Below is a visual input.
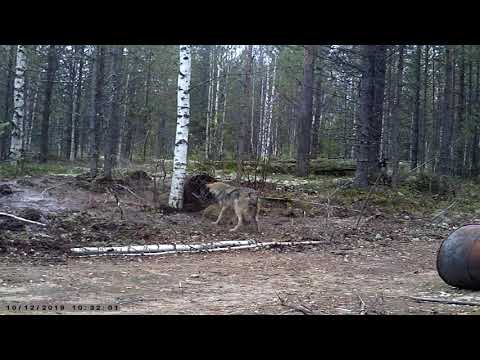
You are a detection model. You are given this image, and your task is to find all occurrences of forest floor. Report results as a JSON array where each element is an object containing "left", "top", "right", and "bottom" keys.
[{"left": 1, "top": 163, "right": 480, "bottom": 315}]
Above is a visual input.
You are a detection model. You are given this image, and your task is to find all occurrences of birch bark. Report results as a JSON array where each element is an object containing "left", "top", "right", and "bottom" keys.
[
  {"left": 169, "top": 45, "right": 192, "bottom": 209},
  {"left": 10, "top": 45, "right": 27, "bottom": 163}
]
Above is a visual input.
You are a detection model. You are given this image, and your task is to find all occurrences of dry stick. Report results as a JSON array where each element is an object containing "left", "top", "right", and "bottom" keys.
[
  {"left": 0, "top": 212, "right": 46, "bottom": 227},
  {"left": 276, "top": 293, "right": 314, "bottom": 315},
  {"left": 152, "top": 161, "right": 160, "bottom": 207},
  {"left": 325, "top": 181, "right": 352, "bottom": 227},
  {"left": 431, "top": 200, "right": 458, "bottom": 223},
  {"left": 40, "top": 181, "right": 71, "bottom": 196},
  {"left": 355, "top": 172, "right": 383, "bottom": 229},
  {"left": 402, "top": 156, "right": 437, "bottom": 179},
  {"left": 116, "top": 184, "right": 149, "bottom": 204},
  {"left": 107, "top": 188, "right": 124, "bottom": 220},
  {"left": 408, "top": 296, "right": 480, "bottom": 307},
  {"left": 159, "top": 159, "right": 167, "bottom": 190},
  {"left": 357, "top": 294, "right": 367, "bottom": 315}
]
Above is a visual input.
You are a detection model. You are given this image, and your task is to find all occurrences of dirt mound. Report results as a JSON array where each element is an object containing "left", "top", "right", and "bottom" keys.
[
  {"left": 70, "top": 174, "right": 129, "bottom": 193},
  {"left": 20, "top": 208, "right": 42, "bottom": 222},
  {"left": 0, "top": 208, "right": 44, "bottom": 232},
  {"left": 16, "top": 178, "right": 36, "bottom": 187},
  {"left": 126, "top": 170, "right": 152, "bottom": 182},
  {"left": 0, "top": 184, "right": 13, "bottom": 196}
]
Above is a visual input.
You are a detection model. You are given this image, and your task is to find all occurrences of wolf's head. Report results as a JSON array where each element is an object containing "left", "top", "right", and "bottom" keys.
[{"left": 206, "top": 182, "right": 225, "bottom": 196}]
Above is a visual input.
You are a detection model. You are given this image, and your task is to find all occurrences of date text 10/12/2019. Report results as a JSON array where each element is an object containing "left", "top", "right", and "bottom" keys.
[{"left": 3, "top": 304, "right": 120, "bottom": 312}]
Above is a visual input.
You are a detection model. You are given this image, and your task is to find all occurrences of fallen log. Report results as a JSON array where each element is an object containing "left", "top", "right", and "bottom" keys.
[
  {"left": 70, "top": 240, "right": 327, "bottom": 257},
  {"left": 0, "top": 212, "right": 47, "bottom": 227}
]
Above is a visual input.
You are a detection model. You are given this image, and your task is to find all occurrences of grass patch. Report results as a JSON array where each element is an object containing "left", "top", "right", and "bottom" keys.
[{"left": 0, "top": 162, "right": 86, "bottom": 179}]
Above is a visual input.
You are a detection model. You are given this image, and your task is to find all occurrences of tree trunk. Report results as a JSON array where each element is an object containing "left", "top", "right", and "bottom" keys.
[
  {"left": 39, "top": 45, "right": 57, "bottom": 163},
  {"left": 121, "top": 49, "right": 138, "bottom": 161},
  {"left": 168, "top": 45, "right": 192, "bottom": 209},
  {"left": 382, "top": 47, "right": 394, "bottom": 160},
  {"left": 368, "top": 45, "right": 387, "bottom": 177},
  {"left": 420, "top": 45, "right": 429, "bottom": 172},
  {"left": 70, "top": 45, "right": 84, "bottom": 161},
  {"left": 62, "top": 48, "right": 77, "bottom": 160},
  {"left": 410, "top": 45, "right": 422, "bottom": 171},
  {"left": 465, "top": 52, "right": 473, "bottom": 175},
  {"left": 264, "top": 51, "right": 278, "bottom": 159},
  {"left": 391, "top": 45, "right": 405, "bottom": 187},
  {"left": 1, "top": 46, "right": 16, "bottom": 160},
  {"left": 296, "top": 45, "right": 316, "bottom": 177},
  {"left": 9, "top": 45, "right": 27, "bottom": 163},
  {"left": 205, "top": 46, "right": 215, "bottom": 160},
  {"left": 454, "top": 45, "right": 466, "bottom": 176},
  {"left": 311, "top": 68, "right": 323, "bottom": 158},
  {"left": 438, "top": 46, "right": 454, "bottom": 176},
  {"left": 211, "top": 47, "right": 222, "bottom": 157},
  {"left": 354, "top": 45, "right": 376, "bottom": 187},
  {"left": 218, "top": 63, "right": 230, "bottom": 160},
  {"left": 141, "top": 49, "right": 153, "bottom": 163},
  {"left": 103, "top": 47, "right": 124, "bottom": 179},
  {"left": 236, "top": 45, "right": 253, "bottom": 182},
  {"left": 25, "top": 66, "right": 41, "bottom": 153},
  {"left": 471, "top": 59, "right": 480, "bottom": 176},
  {"left": 89, "top": 46, "right": 105, "bottom": 177}
]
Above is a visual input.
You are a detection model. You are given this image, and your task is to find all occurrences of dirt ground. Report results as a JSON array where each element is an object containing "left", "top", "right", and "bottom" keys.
[{"left": 1, "top": 173, "right": 480, "bottom": 315}]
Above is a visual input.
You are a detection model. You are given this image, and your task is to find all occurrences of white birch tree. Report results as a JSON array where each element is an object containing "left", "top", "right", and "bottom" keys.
[
  {"left": 168, "top": 45, "right": 192, "bottom": 209},
  {"left": 9, "top": 45, "right": 26, "bottom": 163}
]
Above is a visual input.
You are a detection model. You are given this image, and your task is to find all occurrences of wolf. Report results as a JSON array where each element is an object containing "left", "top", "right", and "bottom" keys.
[{"left": 206, "top": 182, "right": 260, "bottom": 232}]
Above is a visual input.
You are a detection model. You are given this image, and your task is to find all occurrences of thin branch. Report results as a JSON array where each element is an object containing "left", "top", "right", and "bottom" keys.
[
  {"left": 408, "top": 296, "right": 480, "bottom": 307},
  {"left": 0, "top": 212, "right": 46, "bottom": 227}
]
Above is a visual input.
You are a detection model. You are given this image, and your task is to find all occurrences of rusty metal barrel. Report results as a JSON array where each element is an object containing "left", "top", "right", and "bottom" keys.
[{"left": 436, "top": 225, "right": 480, "bottom": 290}]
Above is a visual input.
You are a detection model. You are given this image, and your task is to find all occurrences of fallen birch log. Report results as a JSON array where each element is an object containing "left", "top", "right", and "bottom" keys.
[
  {"left": 70, "top": 240, "right": 327, "bottom": 257},
  {"left": 0, "top": 212, "right": 47, "bottom": 227}
]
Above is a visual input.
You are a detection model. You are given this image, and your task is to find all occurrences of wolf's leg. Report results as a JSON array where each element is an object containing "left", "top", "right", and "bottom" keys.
[
  {"left": 251, "top": 209, "right": 259, "bottom": 232},
  {"left": 213, "top": 205, "right": 227, "bottom": 225},
  {"left": 243, "top": 206, "right": 259, "bottom": 232},
  {"left": 230, "top": 201, "right": 244, "bottom": 232}
]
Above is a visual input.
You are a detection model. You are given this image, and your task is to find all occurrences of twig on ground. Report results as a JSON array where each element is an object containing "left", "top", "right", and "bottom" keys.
[
  {"left": 355, "top": 173, "right": 383, "bottom": 229},
  {"left": 107, "top": 187, "right": 124, "bottom": 220},
  {"left": 116, "top": 184, "right": 149, "bottom": 204},
  {"left": 431, "top": 201, "right": 458, "bottom": 223},
  {"left": 403, "top": 157, "right": 436, "bottom": 177},
  {"left": 0, "top": 212, "right": 47, "bottom": 226},
  {"left": 324, "top": 179, "right": 354, "bottom": 230},
  {"left": 276, "top": 292, "right": 314, "bottom": 315},
  {"left": 357, "top": 294, "right": 367, "bottom": 315},
  {"left": 408, "top": 296, "right": 480, "bottom": 307},
  {"left": 41, "top": 181, "right": 70, "bottom": 196}
]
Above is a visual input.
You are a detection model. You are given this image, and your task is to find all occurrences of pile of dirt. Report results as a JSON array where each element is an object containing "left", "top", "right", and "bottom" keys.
[
  {"left": 0, "top": 184, "right": 13, "bottom": 196},
  {"left": 0, "top": 212, "right": 69, "bottom": 257},
  {"left": 0, "top": 208, "right": 43, "bottom": 231},
  {"left": 46, "top": 211, "right": 171, "bottom": 248},
  {"left": 125, "top": 170, "right": 152, "bottom": 182},
  {"left": 16, "top": 178, "right": 36, "bottom": 187}
]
